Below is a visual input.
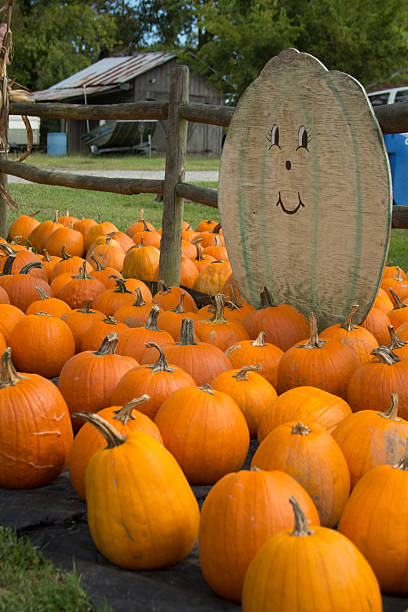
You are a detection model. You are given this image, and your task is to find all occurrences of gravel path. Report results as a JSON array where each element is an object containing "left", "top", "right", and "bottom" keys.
[{"left": 8, "top": 169, "right": 219, "bottom": 184}]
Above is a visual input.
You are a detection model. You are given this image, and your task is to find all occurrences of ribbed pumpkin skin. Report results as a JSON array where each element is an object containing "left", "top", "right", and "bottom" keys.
[
  {"left": 9, "top": 314, "right": 75, "bottom": 378},
  {"left": 333, "top": 404, "right": 408, "bottom": 489},
  {"left": 0, "top": 353, "right": 73, "bottom": 488},
  {"left": 212, "top": 368, "right": 277, "bottom": 437},
  {"left": 122, "top": 244, "right": 160, "bottom": 281},
  {"left": 116, "top": 327, "right": 174, "bottom": 362},
  {"left": 199, "top": 469, "right": 320, "bottom": 603},
  {"left": 242, "top": 521, "right": 382, "bottom": 612},
  {"left": 320, "top": 323, "right": 378, "bottom": 364},
  {"left": 0, "top": 304, "right": 25, "bottom": 342},
  {"left": 277, "top": 338, "right": 359, "bottom": 399},
  {"left": 361, "top": 307, "right": 392, "bottom": 345},
  {"left": 244, "top": 304, "right": 309, "bottom": 351},
  {"left": 258, "top": 386, "right": 352, "bottom": 443},
  {"left": 8, "top": 214, "right": 40, "bottom": 241},
  {"left": 26, "top": 296, "right": 71, "bottom": 318},
  {"left": 0, "top": 273, "right": 52, "bottom": 312},
  {"left": 251, "top": 421, "right": 350, "bottom": 527},
  {"left": 155, "top": 386, "right": 250, "bottom": 485},
  {"left": 68, "top": 404, "right": 162, "bottom": 500},
  {"left": 338, "top": 461, "right": 408, "bottom": 594},
  {"left": 57, "top": 276, "right": 106, "bottom": 309},
  {"left": 58, "top": 346, "right": 137, "bottom": 424},
  {"left": 61, "top": 307, "right": 106, "bottom": 352},
  {"left": 86, "top": 430, "right": 200, "bottom": 569},
  {"left": 80, "top": 317, "right": 128, "bottom": 352},
  {"left": 225, "top": 334, "right": 283, "bottom": 388},
  {"left": 111, "top": 363, "right": 195, "bottom": 420}
]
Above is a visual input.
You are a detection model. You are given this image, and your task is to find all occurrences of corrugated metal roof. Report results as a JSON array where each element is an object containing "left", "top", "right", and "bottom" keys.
[
  {"left": 33, "top": 85, "right": 116, "bottom": 102},
  {"left": 49, "top": 52, "right": 175, "bottom": 89}
]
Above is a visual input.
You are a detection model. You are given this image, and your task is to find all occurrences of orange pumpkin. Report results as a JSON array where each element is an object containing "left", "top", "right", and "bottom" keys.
[
  {"left": 116, "top": 305, "right": 174, "bottom": 362},
  {"left": 225, "top": 331, "right": 283, "bottom": 388},
  {"left": 195, "top": 293, "right": 250, "bottom": 352},
  {"left": 25, "top": 285, "right": 72, "bottom": 317},
  {"left": 61, "top": 302, "right": 105, "bottom": 352},
  {"left": 57, "top": 262, "right": 105, "bottom": 309}
]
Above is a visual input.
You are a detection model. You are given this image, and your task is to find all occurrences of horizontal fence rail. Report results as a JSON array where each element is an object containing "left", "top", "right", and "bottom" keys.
[{"left": 5, "top": 97, "right": 408, "bottom": 229}]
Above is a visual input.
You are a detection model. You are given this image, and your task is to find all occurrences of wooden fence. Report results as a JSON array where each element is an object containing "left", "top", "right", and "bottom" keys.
[{"left": 3, "top": 64, "right": 408, "bottom": 284}]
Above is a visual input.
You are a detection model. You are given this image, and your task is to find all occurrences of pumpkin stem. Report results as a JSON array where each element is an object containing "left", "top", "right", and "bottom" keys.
[
  {"left": 387, "top": 325, "right": 407, "bottom": 350},
  {"left": 0, "top": 348, "right": 27, "bottom": 387},
  {"left": 232, "top": 364, "right": 261, "bottom": 381},
  {"left": 252, "top": 331, "right": 266, "bottom": 347},
  {"left": 34, "top": 312, "right": 52, "bottom": 317},
  {"left": 76, "top": 300, "right": 95, "bottom": 313},
  {"left": 35, "top": 285, "right": 49, "bottom": 301},
  {"left": 199, "top": 384, "right": 214, "bottom": 395},
  {"left": 1, "top": 254, "right": 16, "bottom": 275},
  {"left": 371, "top": 346, "right": 400, "bottom": 365},
  {"left": 389, "top": 287, "right": 407, "bottom": 310},
  {"left": 178, "top": 318, "right": 197, "bottom": 345},
  {"left": 260, "top": 286, "right": 275, "bottom": 308},
  {"left": 291, "top": 422, "right": 311, "bottom": 436},
  {"left": 227, "top": 284, "right": 242, "bottom": 309},
  {"left": 156, "top": 280, "right": 170, "bottom": 295},
  {"left": 113, "top": 395, "right": 150, "bottom": 425},
  {"left": 341, "top": 304, "right": 359, "bottom": 332},
  {"left": 299, "top": 313, "right": 326, "bottom": 349},
  {"left": 209, "top": 294, "right": 227, "bottom": 324},
  {"left": 20, "top": 261, "right": 43, "bottom": 275},
  {"left": 90, "top": 255, "right": 104, "bottom": 271},
  {"left": 393, "top": 267, "right": 405, "bottom": 282},
  {"left": 72, "top": 262, "right": 94, "bottom": 280},
  {"left": 289, "top": 496, "right": 314, "bottom": 537},
  {"left": 0, "top": 242, "right": 15, "bottom": 255},
  {"left": 194, "top": 242, "right": 204, "bottom": 261},
  {"left": 42, "top": 249, "right": 52, "bottom": 263},
  {"left": 54, "top": 210, "right": 59, "bottom": 223},
  {"left": 71, "top": 411, "right": 126, "bottom": 449},
  {"left": 30, "top": 209, "right": 40, "bottom": 218},
  {"left": 172, "top": 292, "right": 186, "bottom": 314},
  {"left": 393, "top": 439, "right": 408, "bottom": 471},
  {"left": 113, "top": 278, "right": 132, "bottom": 294},
  {"left": 144, "top": 342, "right": 174, "bottom": 372},
  {"left": 379, "top": 393, "right": 400, "bottom": 420},
  {"left": 61, "top": 245, "right": 71, "bottom": 260},
  {"left": 145, "top": 305, "right": 161, "bottom": 331},
  {"left": 139, "top": 208, "right": 144, "bottom": 221},
  {"left": 94, "top": 332, "right": 119, "bottom": 355},
  {"left": 212, "top": 222, "right": 222, "bottom": 234},
  {"left": 132, "top": 287, "right": 146, "bottom": 307}
]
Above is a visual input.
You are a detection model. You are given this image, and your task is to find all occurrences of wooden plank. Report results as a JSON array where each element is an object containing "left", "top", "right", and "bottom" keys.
[
  {"left": 374, "top": 101, "right": 408, "bottom": 135},
  {"left": 218, "top": 48, "right": 392, "bottom": 330},
  {"left": 0, "top": 160, "right": 163, "bottom": 195},
  {"left": 391, "top": 205, "right": 408, "bottom": 229},
  {"left": 180, "top": 103, "right": 234, "bottom": 127},
  {"left": 158, "top": 65, "right": 189, "bottom": 286},
  {"left": 176, "top": 182, "right": 218, "bottom": 207},
  {"left": 9, "top": 101, "right": 168, "bottom": 121}
]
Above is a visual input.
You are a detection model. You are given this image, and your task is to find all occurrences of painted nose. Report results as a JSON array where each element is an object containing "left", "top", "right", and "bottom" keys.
[{"left": 285, "top": 160, "right": 291, "bottom": 170}]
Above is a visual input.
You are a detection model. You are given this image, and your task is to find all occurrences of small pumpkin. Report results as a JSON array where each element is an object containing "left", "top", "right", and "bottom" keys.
[
  {"left": 153, "top": 280, "right": 197, "bottom": 312},
  {"left": 57, "top": 262, "right": 105, "bottom": 309},
  {"left": 25, "top": 284, "right": 72, "bottom": 317},
  {"left": 360, "top": 306, "right": 392, "bottom": 345},
  {"left": 225, "top": 330, "right": 283, "bottom": 388},
  {"left": 79, "top": 315, "right": 128, "bottom": 352},
  {"left": 195, "top": 293, "right": 250, "bottom": 352},
  {"left": 49, "top": 245, "right": 92, "bottom": 281},
  {"left": 122, "top": 244, "right": 160, "bottom": 281},
  {"left": 116, "top": 305, "right": 174, "bottom": 362},
  {"left": 61, "top": 301, "right": 106, "bottom": 353},
  {"left": 114, "top": 287, "right": 155, "bottom": 328},
  {"left": 320, "top": 304, "right": 378, "bottom": 363}
]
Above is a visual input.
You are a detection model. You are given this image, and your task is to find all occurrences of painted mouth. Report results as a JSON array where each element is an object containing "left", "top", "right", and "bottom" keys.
[{"left": 276, "top": 192, "right": 305, "bottom": 215}]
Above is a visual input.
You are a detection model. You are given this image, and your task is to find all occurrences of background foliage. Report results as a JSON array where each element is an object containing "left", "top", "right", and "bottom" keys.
[{"left": 7, "top": 0, "right": 408, "bottom": 100}]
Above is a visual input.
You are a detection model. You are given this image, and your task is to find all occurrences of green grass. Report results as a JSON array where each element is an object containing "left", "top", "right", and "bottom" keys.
[
  {"left": 387, "top": 229, "right": 408, "bottom": 271},
  {"left": 8, "top": 152, "right": 220, "bottom": 172},
  {"left": 0, "top": 526, "right": 98, "bottom": 612},
  {"left": 7, "top": 182, "right": 220, "bottom": 234}
]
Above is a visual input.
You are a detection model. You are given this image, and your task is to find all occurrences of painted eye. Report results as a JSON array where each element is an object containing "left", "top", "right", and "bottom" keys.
[
  {"left": 297, "top": 125, "right": 310, "bottom": 151},
  {"left": 267, "top": 124, "right": 280, "bottom": 149}
]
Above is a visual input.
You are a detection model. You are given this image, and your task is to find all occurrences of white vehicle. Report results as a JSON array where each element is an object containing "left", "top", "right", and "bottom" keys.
[
  {"left": 8, "top": 114, "right": 40, "bottom": 150},
  {"left": 367, "top": 86, "right": 408, "bottom": 107}
]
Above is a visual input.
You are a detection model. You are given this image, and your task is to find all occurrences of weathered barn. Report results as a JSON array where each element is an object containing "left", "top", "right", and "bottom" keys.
[{"left": 33, "top": 52, "right": 224, "bottom": 156}]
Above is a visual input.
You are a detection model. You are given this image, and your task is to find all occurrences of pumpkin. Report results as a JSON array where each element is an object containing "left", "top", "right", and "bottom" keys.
[
  {"left": 25, "top": 285, "right": 72, "bottom": 317},
  {"left": 0, "top": 303, "right": 25, "bottom": 342},
  {"left": 68, "top": 395, "right": 162, "bottom": 500},
  {"left": 122, "top": 244, "right": 160, "bottom": 281},
  {"left": 193, "top": 260, "right": 232, "bottom": 295},
  {"left": 156, "top": 292, "right": 195, "bottom": 341},
  {"left": 251, "top": 421, "right": 350, "bottom": 526},
  {"left": 212, "top": 365, "right": 277, "bottom": 437},
  {"left": 155, "top": 384, "right": 249, "bottom": 485},
  {"left": 258, "top": 385, "right": 352, "bottom": 442},
  {"left": 110, "top": 230, "right": 135, "bottom": 252},
  {"left": 72, "top": 411, "right": 199, "bottom": 569},
  {"left": 347, "top": 346, "right": 408, "bottom": 418},
  {"left": 225, "top": 331, "right": 283, "bottom": 388},
  {"left": 111, "top": 342, "right": 195, "bottom": 419},
  {"left": 0, "top": 285, "right": 9, "bottom": 304},
  {"left": 40, "top": 250, "right": 61, "bottom": 281},
  {"left": 116, "top": 305, "right": 174, "bottom": 362},
  {"left": 61, "top": 301, "right": 105, "bottom": 352},
  {"left": 387, "top": 287, "right": 408, "bottom": 328},
  {"left": 88, "top": 255, "right": 123, "bottom": 289},
  {"left": 43, "top": 226, "right": 84, "bottom": 258},
  {"left": 195, "top": 293, "right": 250, "bottom": 352},
  {"left": 153, "top": 280, "right": 197, "bottom": 312},
  {"left": 338, "top": 440, "right": 408, "bottom": 594},
  {"left": 0, "top": 260, "right": 52, "bottom": 312},
  {"left": 50, "top": 271, "right": 75, "bottom": 297},
  {"left": 195, "top": 219, "right": 218, "bottom": 232},
  {"left": 243, "top": 287, "right": 309, "bottom": 351},
  {"left": 114, "top": 287, "right": 155, "bottom": 328},
  {"left": 49, "top": 245, "right": 92, "bottom": 281},
  {"left": 8, "top": 312, "right": 75, "bottom": 378},
  {"left": 141, "top": 318, "right": 232, "bottom": 386},
  {"left": 58, "top": 332, "right": 138, "bottom": 430},
  {"left": 320, "top": 304, "right": 378, "bottom": 363},
  {"left": 373, "top": 288, "right": 393, "bottom": 314},
  {"left": 86, "top": 220, "right": 118, "bottom": 248},
  {"left": 0, "top": 245, "right": 47, "bottom": 280},
  {"left": 179, "top": 255, "right": 200, "bottom": 288},
  {"left": 0, "top": 347, "right": 73, "bottom": 488},
  {"left": 199, "top": 469, "right": 320, "bottom": 603},
  {"left": 8, "top": 212, "right": 40, "bottom": 242},
  {"left": 131, "top": 226, "right": 162, "bottom": 247},
  {"left": 91, "top": 277, "right": 141, "bottom": 316},
  {"left": 203, "top": 235, "right": 228, "bottom": 261},
  {"left": 385, "top": 324, "right": 408, "bottom": 359},
  {"left": 57, "top": 262, "right": 105, "bottom": 309},
  {"left": 360, "top": 306, "right": 392, "bottom": 345},
  {"left": 57, "top": 210, "right": 79, "bottom": 228},
  {"left": 380, "top": 269, "right": 408, "bottom": 301},
  {"left": 126, "top": 209, "right": 156, "bottom": 236},
  {"left": 242, "top": 496, "right": 382, "bottom": 612},
  {"left": 28, "top": 212, "right": 63, "bottom": 252},
  {"left": 333, "top": 393, "right": 408, "bottom": 489},
  {"left": 73, "top": 217, "right": 97, "bottom": 249},
  {"left": 86, "top": 236, "right": 125, "bottom": 272},
  {"left": 192, "top": 241, "right": 215, "bottom": 273},
  {"left": 79, "top": 315, "right": 128, "bottom": 352}
]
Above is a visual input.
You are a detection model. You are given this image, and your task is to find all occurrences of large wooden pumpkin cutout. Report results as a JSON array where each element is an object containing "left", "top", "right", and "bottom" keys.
[{"left": 218, "top": 48, "right": 392, "bottom": 330}]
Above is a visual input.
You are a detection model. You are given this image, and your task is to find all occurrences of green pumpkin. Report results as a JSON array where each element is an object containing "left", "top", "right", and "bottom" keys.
[{"left": 218, "top": 48, "right": 392, "bottom": 330}]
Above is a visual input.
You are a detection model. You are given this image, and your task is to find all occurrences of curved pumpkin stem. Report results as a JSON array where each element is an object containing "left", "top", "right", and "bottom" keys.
[
  {"left": 42, "top": 249, "right": 52, "bottom": 263},
  {"left": 341, "top": 304, "right": 359, "bottom": 332},
  {"left": 371, "top": 346, "right": 400, "bottom": 365},
  {"left": 212, "top": 222, "right": 222, "bottom": 234},
  {"left": 178, "top": 318, "right": 197, "bottom": 346},
  {"left": 145, "top": 305, "right": 161, "bottom": 331},
  {"left": 393, "top": 267, "right": 405, "bottom": 282},
  {"left": 171, "top": 292, "right": 186, "bottom": 314},
  {"left": 289, "top": 496, "right": 314, "bottom": 537},
  {"left": 394, "top": 439, "right": 408, "bottom": 471},
  {"left": 72, "top": 262, "right": 94, "bottom": 280},
  {"left": 156, "top": 280, "right": 170, "bottom": 295},
  {"left": 389, "top": 287, "right": 407, "bottom": 310},
  {"left": 131, "top": 287, "right": 147, "bottom": 307},
  {"left": 20, "top": 261, "right": 43, "bottom": 275},
  {"left": 232, "top": 364, "right": 261, "bottom": 381},
  {"left": 144, "top": 342, "right": 174, "bottom": 372},
  {"left": 387, "top": 325, "right": 407, "bottom": 350},
  {"left": 1, "top": 254, "right": 16, "bottom": 275},
  {"left": 90, "top": 255, "right": 105, "bottom": 271},
  {"left": 113, "top": 278, "right": 132, "bottom": 294},
  {"left": 260, "top": 286, "right": 275, "bottom": 308},
  {"left": 76, "top": 300, "right": 95, "bottom": 313},
  {"left": 54, "top": 210, "right": 59, "bottom": 223},
  {"left": 252, "top": 331, "right": 266, "bottom": 347},
  {"left": 0, "top": 348, "right": 27, "bottom": 387},
  {"left": 60, "top": 245, "right": 72, "bottom": 260},
  {"left": 379, "top": 393, "right": 400, "bottom": 420},
  {"left": 199, "top": 384, "right": 214, "bottom": 395},
  {"left": 209, "top": 294, "right": 227, "bottom": 324},
  {"left": 299, "top": 313, "right": 326, "bottom": 349},
  {"left": 71, "top": 411, "right": 126, "bottom": 449},
  {"left": 194, "top": 242, "right": 204, "bottom": 261},
  {"left": 113, "top": 395, "right": 150, "bottom": 425},
  {"left": 291, "top": 422, "right": 311, "bottom": 436},
  {"left": 35, "top": 285, "right": 50, "bottom": 301},
  {"left": 94, "top": 332, "right": 119, "bottom": 355},
  {"left": 0, "top": 242, "right": 15, "bottom": 256}
]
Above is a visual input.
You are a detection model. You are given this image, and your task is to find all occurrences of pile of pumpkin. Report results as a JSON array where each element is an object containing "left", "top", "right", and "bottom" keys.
[{"left": 2, "top": 208, "right": 408, "bottom": 610}]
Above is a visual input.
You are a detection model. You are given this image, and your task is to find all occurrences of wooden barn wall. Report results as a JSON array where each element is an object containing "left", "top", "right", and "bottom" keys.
[{"left": 65, "top": 60, "right": 223, "bottom": 155}]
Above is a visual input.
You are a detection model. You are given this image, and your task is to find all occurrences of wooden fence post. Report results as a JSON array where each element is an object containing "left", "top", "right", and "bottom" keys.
[{"left": 158, "top": 64, "right": 189, "bottom": 286}]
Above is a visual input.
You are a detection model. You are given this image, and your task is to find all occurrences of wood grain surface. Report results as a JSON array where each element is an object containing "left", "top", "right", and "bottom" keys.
[{"left": 218, "top": 48, "right": 392, "bottom": 330}]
